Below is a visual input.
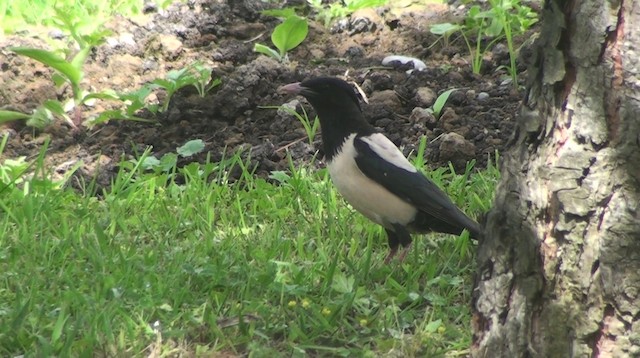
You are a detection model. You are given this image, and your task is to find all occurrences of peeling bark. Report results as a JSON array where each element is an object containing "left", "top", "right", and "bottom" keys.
[{"left": 471, "top": 0, "right": 640, "bottom": 357}]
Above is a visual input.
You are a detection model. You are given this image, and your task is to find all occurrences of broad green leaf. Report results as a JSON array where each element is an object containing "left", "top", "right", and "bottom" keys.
[
  {"left": 166, "top": 67, "right": 189, "bottom": 81},
  {"left": 82, "top": 90, "right": 120, "bottom": 102},
  {"left": 424, "top": 319, "right": 442, "bottom": 333},
  {"left": 331, "top": 272, "right": 354, "bottom": 294},
  {"left": 26, "top": 106, "right": 54, "bottom": 128},
  {"left": 43, "top": 100, "right": 66, "bottom": 115},
  {"left": 140, "top": 156, "right": 161, "bottom": 170},
  {"left": 159, "top": 153, "right": 178, "bottom": 171},
  {"left": 71, "top": 46, "right": 92, "bottom": 69},
  {"left": 271, "top": 15, "right": 308, "bottom": 56},
  {"left": 253, "top": 43, "right": 282, "bottom": 60},
  {"left": 9, "top": 47, "right": 82, "bottom": 86},
  {"left": 0, "top": 110, "right": 30, "bottom": 124},
  {"left": 51, "top": 73, "right": 67, "bottom": 87},
  {"left": 150, "top": 78, "right": 174, "bottom": 90},
  {"left": 177, "top": 139, "right": 205, "bottom": 157},
  {"left": 346, "top": 0, "right": 387, "bottom": 11},
  {"left": 484, "top": 12, "right": 504, "bottom": 37},
  {"left": 430, "top": 23, "right": 462, "bottom": 35}
]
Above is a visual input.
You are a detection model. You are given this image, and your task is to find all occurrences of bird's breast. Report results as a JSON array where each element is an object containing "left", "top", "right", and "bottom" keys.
[{"left": 327, "top": 135, "right": 417, "bottom": 228}]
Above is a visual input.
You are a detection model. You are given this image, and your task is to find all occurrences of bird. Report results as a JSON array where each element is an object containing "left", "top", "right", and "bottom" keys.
[{"left": 278, "top": 77, "right": 482, "bottom": 263}]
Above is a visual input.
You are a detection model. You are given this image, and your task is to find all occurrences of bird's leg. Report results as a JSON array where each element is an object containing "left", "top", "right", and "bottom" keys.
[
  {"left": 384, "top": 224, "right": 413, "bottom": 263},
  {"left": 396, "top": 242, "right": 413, "bottom": 263},
  {"left": 384, "top": 228, "right": 400, "bottom": 264}
]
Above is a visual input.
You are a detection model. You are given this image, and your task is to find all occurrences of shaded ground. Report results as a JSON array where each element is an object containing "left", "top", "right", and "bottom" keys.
[{"left": 0, "top": 0, "right": 527, "bottom": 188}]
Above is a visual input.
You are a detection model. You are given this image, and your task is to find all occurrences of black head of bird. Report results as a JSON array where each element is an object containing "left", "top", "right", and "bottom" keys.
[{"left": 279, "top": 77, "right": 482, "bottom": 263}]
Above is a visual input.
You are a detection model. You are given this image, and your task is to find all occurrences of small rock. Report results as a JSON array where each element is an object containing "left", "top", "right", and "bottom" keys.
[
  {"left": 278, "top": 99, "right": 300, "bottom": 118},
  {"left": 382, "top": 55, "right": 426, "bottom": 72},
  {"left": 369, "top": 90, "right": 401, "bottom": 109},
  {"left": 227, "top": 23, "right": 267, "bottom": 40},
  {"left": 477, "top": 92, "right": 490, "bottom": 101},
  {"left": 48, "top": 29, "right": 65, "bottom": 40},
  {"left": 414, "top": 87, "right": 437, "bottom": 107},
  {"left": 439, "top": 107, "right": 462, "bottom": 132},
  {"left": 106, "top": 37, "right": 120, "bottom": 47},
  {"left": 173, "top": 24, "right": 188, "bottom": 37},
  {"left": 119, "top": 33, "right": 136, "bottom": 47},
  {"left": 345, "top": 46, "right": 365, "bottom": 58},
  {"left": 466, "top": 89, "right": 476, "bottom": 99},
  {"left": 375, "top": 118, "right": 393, "bottom": 127},
  {"left": 142, "top": 59, "right": 158, "bottom": 72},
  {"left": 409, "top": 107, "right": 437, "bottom": 129},
  {"left": 500, "top": 78, "right": 513, "bottom": 86},
  {"left": 310, "top": 49, "right": 325, "bottom": 60},
  {"left": 439, "top": 132, "right": 476, "bottom": 162},
  {"left": 224, "top": 133, "right": 244, "bottom": 146},
  {"left": 447, "top": 71, "right": 464, "bottom": 82},
  {"left": 492, "top": 43, "right": 509, "bottom": 62},
  {"left": 160, "top": 35, "right": 183, "bottom": 59},
  {"left": 143, "top": 1, "right": 158, "bottom": 13}
]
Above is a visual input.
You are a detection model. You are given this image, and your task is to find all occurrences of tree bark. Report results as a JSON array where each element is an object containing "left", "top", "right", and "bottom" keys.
[{"left": 472, "top": 0, "right": 640, "bottom": 357}]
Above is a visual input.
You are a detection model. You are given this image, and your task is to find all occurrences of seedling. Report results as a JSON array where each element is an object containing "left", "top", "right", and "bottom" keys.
[
  {"left": 254, "top": 14, "right": 308, "bottom": 62},
  {"left": 262, "top": 105, "right": 320, "bottom": 145},
  {"left": 308, "top": 0, "right": 388, "bottom": 28},
  {"left": 430, "top": 88, "right": 457, "bottom": 119},
  {"left": 7, "top": 14, "right": 115, "bottom": 128},
  {"left": 431, "top": 0, "right": 537, "bottom": 84},
  {"left": 151, "top": 62, "right": 222, "bottom": 112},
  {"left": 136, "top": 139, "right": 206, "bottom": 174}
]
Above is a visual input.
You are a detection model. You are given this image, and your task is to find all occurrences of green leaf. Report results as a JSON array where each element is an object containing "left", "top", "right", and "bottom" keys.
[
  {"left": 254, "top": 43, "right": 282, "bottom": 60},
  {"left": 430, "top": 23, "right": 462, "bottom": 35},
  {"left": 331, "top": 272, "right": 354, "bottom": 294},
  {"left": 486, "top": 21, "right": 504, "bottom": 37},
  {"left": 9, "top": 47, "right": 82, "bottom": 86},
  {"left": 432, "top": 88, "right": 456, "bottom": 118},
  {"left": 71, "top": 46, "right": 92, "bottom": 69},
  {"left": 82, "top": 90, "right": 120, "bottom": 102},
  {"left": 177, "top": 139, "right": 205, "bottom": 157},
  {"left": 26, "top": 106, "right": 54, "bottom": 128},
  {"left": 51, "top": 309, "right": 69, "bottom": 344},
  {"left": 0, "top": 110, "right": 30, "bottom": 124},
  {"left": 345, "top": 0, "right": 387, "bottom": 11},
  {"left": 159, "top": 153, "right": 178, "bottom": 171},
  {"left": 43, "top": 100, "right": 66, "bottom": 116},
  {"left": 424, "top": 319, "right": 442, "bottom": 333},
  {"left": 140, "top": 156, "right": 161, "bottom": 170},
  {"left": 271, "top": 15, "right": 308, "bottom": 56}
]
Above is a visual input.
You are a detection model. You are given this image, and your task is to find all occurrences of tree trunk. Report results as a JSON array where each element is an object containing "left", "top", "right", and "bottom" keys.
[{"left": 471, "top": 0, "right": 640, "bottom": 356}]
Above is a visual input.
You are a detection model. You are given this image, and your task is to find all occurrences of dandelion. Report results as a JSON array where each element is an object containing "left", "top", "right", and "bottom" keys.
[
  {"left": 288, "top": 300, "right": 297, "bottom": 308},
  {"left": 359, "top": 319, "right": 368, "bottom": 326},
  {"left": 322, "top": 307, "right": 331, "bottom": 316}
]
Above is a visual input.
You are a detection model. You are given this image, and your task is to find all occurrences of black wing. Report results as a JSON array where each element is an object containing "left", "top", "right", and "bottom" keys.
[{"left": 353, "top": 135, "right": 481, "bottom": 237}]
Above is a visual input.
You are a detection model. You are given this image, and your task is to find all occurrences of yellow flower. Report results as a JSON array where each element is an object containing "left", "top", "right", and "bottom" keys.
[
  {"left": 437, "top": 326, "right": 446, "bottom": 334},
  {"left": 301, "top": 299, "right": 311, "bottom": 308},
  {"left": 288, "top": 300, "right": 297, "bottom": 308},
  {"left": 322, "top": 307, "right": 331, "bottom": 316},
  {"left": 359, "top": 319, "right": 368, "bottom": 326}
]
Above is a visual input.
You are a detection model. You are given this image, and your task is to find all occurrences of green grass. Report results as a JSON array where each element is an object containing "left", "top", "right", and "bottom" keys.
[
  {"left": 0, "top": 137, "right": 499, "bottom": 356},
  {"left": 0, "top": 0, "right": 171, "bottom": 34}
]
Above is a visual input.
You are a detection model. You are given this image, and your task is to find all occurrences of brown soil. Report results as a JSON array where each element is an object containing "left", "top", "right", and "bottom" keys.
[{"left": 0, "top": 0, "right": 527, "bottom": 189}]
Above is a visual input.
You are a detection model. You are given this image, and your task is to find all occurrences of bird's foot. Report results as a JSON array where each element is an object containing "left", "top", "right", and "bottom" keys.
[
  {"left": 384, "top": 248, "right": 398, "bottom": 264},
  {"left": 396, "top": 243, "right": 413, "bottom": 263}
]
